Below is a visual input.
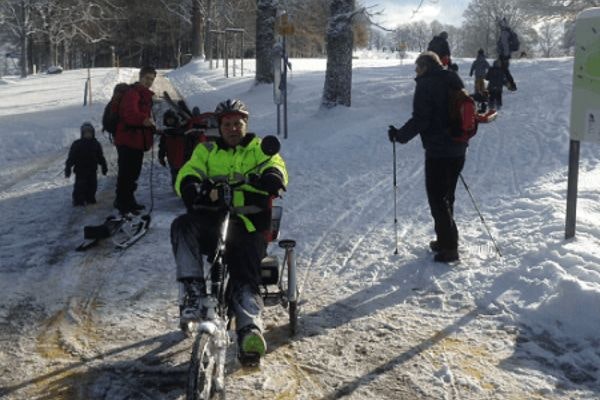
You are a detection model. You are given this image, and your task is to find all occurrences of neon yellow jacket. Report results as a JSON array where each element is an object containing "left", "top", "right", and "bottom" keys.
[{"left": 175, "top": 134, "right": 288, "bottom": 232}]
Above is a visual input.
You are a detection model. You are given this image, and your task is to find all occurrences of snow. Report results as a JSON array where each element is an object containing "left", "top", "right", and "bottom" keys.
[{"left": 1, "top": 55, "right": 600, "bottom": 399}]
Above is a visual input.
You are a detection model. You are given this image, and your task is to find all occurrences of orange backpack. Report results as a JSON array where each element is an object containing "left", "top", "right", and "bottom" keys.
[{"left": 448, "top": 88, "right": 478, "bottom": 143}]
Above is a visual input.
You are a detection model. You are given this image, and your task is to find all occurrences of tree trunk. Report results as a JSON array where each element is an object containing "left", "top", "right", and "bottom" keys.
[
  {"left": 255, "top": 0, "right": 277, "bottom": 83},
  {"left": 63, "top": 41, "right": 71, "bottom": 69},
  {"left": 191, "top": 0, "right": 204, "bottom": 58},
  {"left": 322, "top": 0, "right": 355, "bottom": 108},
  {"left": 18, "top": 0, "right": 28, "bottom": 78},
  {"left": 204, "top": 0, "right": 212, "bottom": 59},
  {"left": 20, "top": 33, "right": 28, "bottom": 77}
]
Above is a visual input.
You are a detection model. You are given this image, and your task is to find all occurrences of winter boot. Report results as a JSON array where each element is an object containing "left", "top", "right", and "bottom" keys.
[
  {"left": 434, "top": 249, "right": 459, "bottom": 263},
  {"left": 179, "top": 279, "right": 205, "bottom": 330},
  {"left": 237, "top": 326, "right": 266, "bottom": 367}
]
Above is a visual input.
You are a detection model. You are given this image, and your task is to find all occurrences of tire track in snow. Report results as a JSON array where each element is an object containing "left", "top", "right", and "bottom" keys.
[{"left": 296, "top": 163, "right": 424, "bottom": 300}]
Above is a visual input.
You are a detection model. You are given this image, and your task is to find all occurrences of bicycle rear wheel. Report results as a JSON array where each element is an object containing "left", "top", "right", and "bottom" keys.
[{"left": 187, "top": 332, "right": 224, "bottom": 400}]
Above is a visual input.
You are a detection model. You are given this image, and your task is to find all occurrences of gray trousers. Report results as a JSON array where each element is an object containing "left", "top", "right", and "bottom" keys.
[{"left": 170, "top": 212, "right": 265, "bottom": 332}]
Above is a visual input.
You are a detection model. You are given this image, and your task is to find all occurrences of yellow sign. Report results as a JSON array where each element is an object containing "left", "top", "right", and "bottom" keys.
[{"left": 277, "top": 13, "right": 295, "bottom": 36}]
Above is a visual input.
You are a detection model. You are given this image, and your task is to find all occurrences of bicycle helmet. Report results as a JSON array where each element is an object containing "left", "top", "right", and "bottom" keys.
[{"left": 214, "top": 99, "right": 249, "bottom": 122}]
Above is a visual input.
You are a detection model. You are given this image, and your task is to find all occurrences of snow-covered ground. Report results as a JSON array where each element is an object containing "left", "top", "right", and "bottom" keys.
[{"left": 1, "top": 55, "right": 599, "bottom": 399}]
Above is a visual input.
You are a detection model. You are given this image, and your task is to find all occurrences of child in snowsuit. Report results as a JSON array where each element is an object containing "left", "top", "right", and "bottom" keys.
[
  {"left": 469, "top": 49, "right": 490, "bottom": 96},
  {"left": 485, "top": 60, "right": 506, "bottom": 111},
  {"left": 158, "top": 110, "right": 186, "bottom": 187},
  {"left": 183, "top": 107, "right": 213, "bottom": 161},
  {"left": 65, "top": 122, "right": 108, "bottom": 206}
]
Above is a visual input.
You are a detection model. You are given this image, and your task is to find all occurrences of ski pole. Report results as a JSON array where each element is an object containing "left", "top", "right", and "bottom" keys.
[
  {"left": 459, "top": 173, "right": 502, "bottom": 257},
  {"left": 392, "top": 141, "right": 399, "bottom": 255}
]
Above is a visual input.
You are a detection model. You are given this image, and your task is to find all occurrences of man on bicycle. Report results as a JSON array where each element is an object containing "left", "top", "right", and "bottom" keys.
[{"left": 170, "top": 99, "right": 288, "bottom": 364}]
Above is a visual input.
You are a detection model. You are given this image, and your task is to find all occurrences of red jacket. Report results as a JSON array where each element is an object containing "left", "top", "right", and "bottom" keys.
[{"left": 114, "top": 83, "right": 154, "bottom": 151}]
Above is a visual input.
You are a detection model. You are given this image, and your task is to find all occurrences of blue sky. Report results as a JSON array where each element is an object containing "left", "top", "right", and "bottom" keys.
[{"left": 361, "top": 0, "right": 470, "bottom": 28}]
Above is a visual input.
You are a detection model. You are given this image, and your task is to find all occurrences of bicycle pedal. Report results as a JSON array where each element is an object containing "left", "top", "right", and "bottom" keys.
[{"left": 180, "top": 320, "right": 198, "bottom": 336}]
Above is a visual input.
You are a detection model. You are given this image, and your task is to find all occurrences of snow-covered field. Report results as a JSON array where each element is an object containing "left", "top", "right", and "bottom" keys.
[{"left": 1, "top": 54, "right": 599, "bottom": 399}]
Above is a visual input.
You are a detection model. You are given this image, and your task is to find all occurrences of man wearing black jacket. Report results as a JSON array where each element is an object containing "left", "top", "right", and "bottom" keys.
[{"left": 388, "top": 51, "right": 466, "bottom": 262}]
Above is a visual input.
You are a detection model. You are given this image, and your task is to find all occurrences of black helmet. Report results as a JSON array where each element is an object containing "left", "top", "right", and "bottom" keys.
[
  {"left": 214, "top": 99, "right": 249, "bottom": 121},
  {"left": 477, "top": 48, "right": 485, "bottom": 55},
  {"left": 439, "top": 31, "right": 448, "bottom": 40},
  {"left": 80, "top": 121, "right": 95, "bottom": 136},
  {"left": 163, "top": 109, "right": 179, "bottom": 127}
]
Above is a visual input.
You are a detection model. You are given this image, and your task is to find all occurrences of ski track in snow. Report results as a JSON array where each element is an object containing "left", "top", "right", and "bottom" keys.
[{"left": 1, "top": 58, "right": 600, "bottom": 399}]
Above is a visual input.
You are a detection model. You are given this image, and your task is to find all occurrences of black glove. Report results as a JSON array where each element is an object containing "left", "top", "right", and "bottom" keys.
[
  {"left": 101, "top": 165, "right": 108, "bottom": 176},
  {"left": 181, "top": 181, "right": 201, "bottom": 211},
  {"left": 181, "top": 178, "right": 213, "bottom": 211},
  {"left": 65, "top": 168, "right": 71, "bottom": 178},
  {"left": 388, "top": 125, "right": 400, "bottom": 142},
  {"left": 248, "top": 173, "right": 260, "bottom": 186},
  {"left": 257, "top": 172, "right": 285, "bottom": 196}
]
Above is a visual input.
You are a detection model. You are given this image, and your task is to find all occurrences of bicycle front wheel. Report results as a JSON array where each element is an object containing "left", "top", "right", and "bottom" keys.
[{"left": 187, "top": 332, "right": 223, "bottom": 400}]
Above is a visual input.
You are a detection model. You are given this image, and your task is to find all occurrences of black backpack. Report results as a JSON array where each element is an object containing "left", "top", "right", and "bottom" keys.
[
  {"left": 508, "top": 29, "right": 520, "bottom": 52},
  {"left": 102, "top": 83, "right": 131, "bottom": 141}
]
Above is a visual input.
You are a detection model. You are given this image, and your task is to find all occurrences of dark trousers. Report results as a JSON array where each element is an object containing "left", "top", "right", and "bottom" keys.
[
  {"left": 425, "top": 156, "right": 465, "bottom": 251},
  {"left": 171, "top": 212, "right": 265, "bottom": 287},
  {"left": 170, "top": 212, "right": 266, "bottom": 331},
  {"left": 499, "top": 56, "right": 515, "bottom": 87},
  {"left": 489, "top": 89, "right": 503, "bottom": 110},
  {"left": 115, "top": 145, "right": 144, "bottom": 206},
  {"left": 73, "top": 171, "right": 97, "bottom": 204}
]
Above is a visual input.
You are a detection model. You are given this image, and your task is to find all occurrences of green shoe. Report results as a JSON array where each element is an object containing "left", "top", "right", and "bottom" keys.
[
  {"left": 240, "top": 329, "right": 266, "bottom": 355},
  {"left": 238, "top": 328, "right": 266, "bottom": 366}
]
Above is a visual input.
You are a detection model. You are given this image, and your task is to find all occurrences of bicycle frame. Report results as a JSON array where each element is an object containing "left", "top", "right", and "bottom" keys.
[{"left": 187, "top": 184, "right": 235, "bottom": 397}]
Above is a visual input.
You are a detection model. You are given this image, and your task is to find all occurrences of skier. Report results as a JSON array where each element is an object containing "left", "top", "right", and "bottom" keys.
[
  {"left": 469, "top": 49, "right": 490, "bottom": 96},
  {"left": 427, "top": 31, "right": 453, "bottom": 69},
  {"left": 65, "top": 122, "right": 108, "bottom": 206},
  {"left": 485, "top": 60, "right": 506, "bottom": 111},
  {"left": 497, "top": 18, "right": 517, "bottom": 91},
  {"left": 112, "top": 65, "right": 157, "bottom": 215},
  {"left": 388, "top": 52, "right": 466, "bottom": 262},
  {"left": 170, "top": 99, "right": 288, "bottom": 364}
]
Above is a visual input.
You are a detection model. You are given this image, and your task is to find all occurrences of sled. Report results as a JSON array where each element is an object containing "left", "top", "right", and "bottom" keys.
[
  {"left": 76, "top": 214, "right": 151, "bottom": 251},
  {"left": 477, "top": 110, "right": 498, "bottom": 123}
]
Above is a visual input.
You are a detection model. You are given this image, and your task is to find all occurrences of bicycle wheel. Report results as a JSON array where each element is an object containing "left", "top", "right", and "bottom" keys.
[{"left": 187, "top": 332, "right": 223, "bottom": 400}]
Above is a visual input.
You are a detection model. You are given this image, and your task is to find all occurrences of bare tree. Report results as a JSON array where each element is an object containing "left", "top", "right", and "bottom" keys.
[
  {"left": 460, "top": 0, "right": 529, "bottom": 59},
  {"left": 0, "top": 0, "right": 37, "bottom": 77},
  {"left": 516, "top": 0, "right": 600, "bottom": 20},
  {"left": 537, "top": 20, "right": 562, "bottom": 57}
]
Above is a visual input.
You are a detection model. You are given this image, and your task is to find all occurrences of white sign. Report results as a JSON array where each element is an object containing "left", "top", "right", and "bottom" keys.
[{"left": 570, "top": 8, "right": 600, "bottom": 143}]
